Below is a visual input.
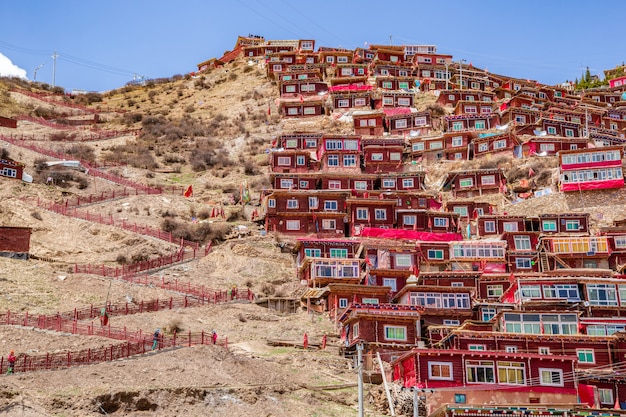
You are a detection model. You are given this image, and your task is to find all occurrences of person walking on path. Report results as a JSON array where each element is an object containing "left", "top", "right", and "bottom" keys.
[
  {"left": 321, "top": 334, "right": 327, "bottom": 350},
  {"left": 303, "top": 333, "right": 308, "bottom": 350},
  {"left": 152, "top": 329, "right": 161, "bottom": 351},
  {"left": 211, "top": 330, "right": 218, "bottom": 345},
  {"left": 6, "top": 351, "right": 16, "bottom": 374}
]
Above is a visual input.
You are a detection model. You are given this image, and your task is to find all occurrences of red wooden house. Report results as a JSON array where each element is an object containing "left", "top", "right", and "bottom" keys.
[
  {"left": 605, "top": 108, "right": 626, "bottom": 133},
  {"left": 445, "top": 114, "right": 500, "bottom": 132},
  {"left": 475, "top": 272, "right": 514, "bottom": 301},
  {"left": 522, "top": 136, "right": 589, "bottom": 157},
  {"left": 437, "top": 90, "right": 496, "bottom": 108},
  {"left": 328, "top": 85, "right": 373, "bottom": 110},
  {"left": 539, "top": 235, "right": 611, "bottom": 270},
  {"left": 324, "top": 284, "right": 394, "bottom": 326},
  {"left": 503, "top": 231, "right": 540, "bottom": 272},
  {"left": 609, "top": 75, "right": 626, "bottom": 89},
  {"left": 264, "top": 190, "right": 349, "bottom": 236},
  {"left": 394, "top": 280, "right": 475, "bottom": 327},
  {"left": 453, "top": 100, "right": 495, "bottom": 116},
  {"left": 318, "top": 48, "right": 354, "bottom": 66},
  {"left": 270, "top": 173, "right": 319, "bottom": 190},
  {"left": 472, "top": 131, "right": 519, "bottom": 159},
  {"left": 416, "top": 241, "right": 452, "bottom": 272},
  {"left": 361, "top": 137, "right": 404, "bottom": 174},
  {"left": 294, "top": 238, "right": 361, "bottom": 284},
  {"left": 372, "top": 47, "right": 406, "bottom": 65},
  {"left": 318, "top": 134, "right": 362, "bottom": 173},
  {"left": 392, "top": 348, "right": 579, "bottom": 409},
  {"left": 269, "top": 150, "right": 318, "bottom": 173},
  {"left": 353, "top": 47, "right": 375, "bottom": 64},
  {"left": 450, "top": 239, "right": 508, "bottom": 273},
  {"left": 538, "top": 213, "right": 591, "bottom": 234},
  {"left": 441, "top": 169, "right": 506, "bottom": 198},
  {"left": 334, "top": 63, "right": 368, "bottom": 78},
  {"left": 370, "top": 171, "right": 425, "bottom": 192},
  {"left": 384, "top": 109, "right": 432, "bottom": 136},
  {"left": 0, "top": 116, "right": 17, "bottom": 128},
  {"left": 278, "top": 96, "right": 326, "bottom": 118},
  {"left": 361, "top": 239, "right": 419, "bottom": 293},
  {"left": 0, "top": 226, "right": 32, "bottom": 260},
  {"left": 415, "top": 64, "right": 450, "bottom": 91},
  {"left": 477, "top": 214, "right": 527, "bottom": 237},
  {"left": 346, "top": 197, "right": 397, "bottom": 235},
  {"left": 370, "top": 63, "right": 414, "bottom": 78},
  {"left": 439, "top": 329, "right": 621, "bottom": 407},
  {"left": 585, "top": 91, "right": 623, "bottom": 106},
  {"left": 394, "top": 210, "right": 460, "bottom": 233},
  {"left": 352, "top": 110, "right": 384, "bottom": 136},
  {"left": 278, "top": 78, "right": 327, "bottom": 96},
  {"left": 339, "top": 302, "right": 423, "bottom": 363},
  {"left": 445, "top": 201, "right": 493, "bottom": 220},
  {"left": 499, "top": 107, "right": 541, "bottom": 129},
  {"left": 275, "top": 132, "right": 322, "bottom": 150},
  {"left": 319, "top": 173, "right": 377, "bottom": 191},
  {"left": 599, "top": 223, "right": 626, "bottom": 272},
  {"left": 0, "top": 158, "right": 25, "bottom": 181},
  {"left": 276, "top": 69, "right": 323, "bottom": 82},
  {"left": 294, "top": 238, "right": 362, "bottom": 265},
  {"left": 378, "top": 90, "right": 415, "bottom": 108},
  {"left": 409, "top": 135, "right": 446, "bottom": 162},
  {"left": 376, "top": 76, "right": 415, "bottom": 91},
  {"left": 328, "top": 75, "right": 368, "bottom": 89},
  {"left": 441, "top": 132, "right": 473, "bottom": 161},
  {"left": 558, "top": 146, "right": 624, "bottom": 192},
  {"left": 540, "top": 118, "right": 583, "bottom": 137}
]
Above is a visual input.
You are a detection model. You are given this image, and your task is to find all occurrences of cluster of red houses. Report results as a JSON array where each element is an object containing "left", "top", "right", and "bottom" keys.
[{"left": 199, "top": 36, "right": 626, "bottom": 412}]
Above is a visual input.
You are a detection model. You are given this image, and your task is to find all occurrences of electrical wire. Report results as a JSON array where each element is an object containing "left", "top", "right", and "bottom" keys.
[{"left": 0, "top": 39, "right": 146, "bottom": 80}]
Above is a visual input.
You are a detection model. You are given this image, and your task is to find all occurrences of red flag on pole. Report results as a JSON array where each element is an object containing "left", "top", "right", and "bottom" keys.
[{"left": 184, "top": 185, "right": 193, "bottom": 198}]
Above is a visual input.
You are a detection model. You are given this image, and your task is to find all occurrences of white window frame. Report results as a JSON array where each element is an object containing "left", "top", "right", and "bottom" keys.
[
  {"left": 286, "top": 220, "right": 300, "bottom": 230},
  {"left": 429, "top": 362, "right": 453, "bottom": 380},
  {"left": 539, "top": 368, "right": 564, "bottom": 387}
]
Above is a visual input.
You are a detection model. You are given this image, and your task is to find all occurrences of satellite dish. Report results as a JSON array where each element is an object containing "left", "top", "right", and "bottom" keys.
[{"left": 414, "top": 80, "right": 421, "bottom": 88}]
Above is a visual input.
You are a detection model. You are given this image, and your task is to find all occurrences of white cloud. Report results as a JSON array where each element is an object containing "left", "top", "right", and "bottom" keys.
[{"left": 0, "top": 53, "right": 28, "bottom": 79}]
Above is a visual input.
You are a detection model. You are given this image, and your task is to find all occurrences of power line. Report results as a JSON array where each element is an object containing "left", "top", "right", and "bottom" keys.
[
  {"left": 0, "top": 39, "right": 145, "bottom": 81},
  {"left": 234, "top": 0, "right": 302, "bottom": 40},
  {"left": 275, "top": 0, "right": 349, "bottom": 47}
]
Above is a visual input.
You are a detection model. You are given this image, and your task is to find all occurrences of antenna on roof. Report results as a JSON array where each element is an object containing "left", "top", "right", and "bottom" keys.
[{"left": 390, "top": 35, "right": 393, "bottom": 46}]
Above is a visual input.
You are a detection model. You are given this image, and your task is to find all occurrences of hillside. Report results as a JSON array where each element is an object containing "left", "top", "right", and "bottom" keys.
[
  {"left": 0, "top": 64, "right": 373, "bottom": 417},
  {"left": 1, "top": 51, "right": 626, "bottom": 417}
]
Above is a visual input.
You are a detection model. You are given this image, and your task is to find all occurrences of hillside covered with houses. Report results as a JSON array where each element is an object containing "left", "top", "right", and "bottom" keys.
[
  {"left": 197, "top": 35, "right": 626, "bottom": 414},
  {"left": 2, "top": 32, "right": 626, "bottom": 416}
]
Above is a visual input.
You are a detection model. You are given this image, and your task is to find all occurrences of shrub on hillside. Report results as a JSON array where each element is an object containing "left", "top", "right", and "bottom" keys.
[{"left": 64, "top": 143, "right": 96, "bottom": 163}]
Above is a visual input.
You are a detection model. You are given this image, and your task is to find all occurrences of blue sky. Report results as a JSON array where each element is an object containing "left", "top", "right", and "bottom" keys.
[{"left": 1, "top": 0, "right": 625, "bottom": 92}]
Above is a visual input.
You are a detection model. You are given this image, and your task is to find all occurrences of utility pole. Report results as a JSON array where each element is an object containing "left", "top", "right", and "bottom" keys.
[
  {"left": 51, "top": 51, "right": 58, "bottom": 87},
  {"left": 413, "top": 389, "right": 419, "bottom": 417},
  {"left": 357, "top": 342, "right": 364, "bottom": 417},
  {"left": 390, "top": 35, "right": 393, "bottom": 46},
  {"left": 459, "top": 59, "right": 466, "bottom": 91},
  {"left": 445, "top": 62, "right": 449, "bottom": 90},
  {"left": 33, "top": 64, "right": 44, "bottom": 81}
]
